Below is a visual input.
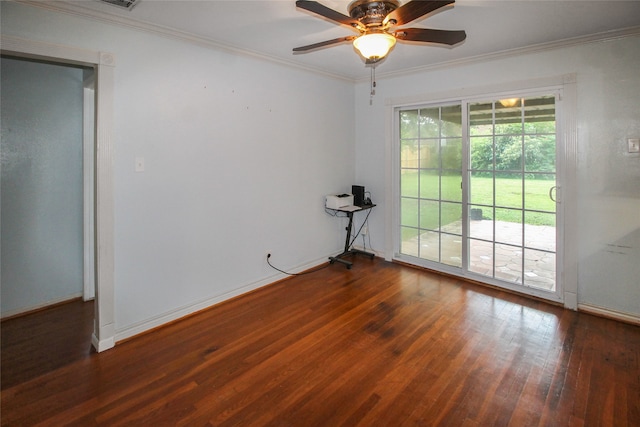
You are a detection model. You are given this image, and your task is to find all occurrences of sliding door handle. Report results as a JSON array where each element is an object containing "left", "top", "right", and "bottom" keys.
[{"left": 549, "top": 185, "right": 557, "bottom": 203}]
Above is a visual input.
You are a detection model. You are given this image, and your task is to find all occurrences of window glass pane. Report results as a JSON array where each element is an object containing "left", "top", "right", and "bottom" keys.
[
  {"left": 469, "top": 172, "right": 492, "bottom": 206},
  {"left": 524, "top": 212, "right": 555, "bottom": 251},
  {"left": 495, "top": 100, "right": 522, "bottom": 135},
  {"left": 420, "top": 138, "right": 439, "bottom": 169},
  {"left": 495, "top": 134, "right": 522, "bottom": 171},
  {"left": 496, "top": 98, "right": 522, "bottom": 109},
  {"left": 441, "top": 105, "right": 462, "bottom": 137},
  {"left": 419, "top": 230, "right": 439, "bottom": 262},
  {"left": 469, "top": 101, "right": 493, "bottom": 136},
  {"left": 419, "top": 108, "right": 440, "bottom": 138},
  {"left": 441, "top": 233, "right": 462, "bottom": 267},
  {"left": 525, "top": 118, "right": 556, "bottom": 134},
  {"left": 469, "top": 205, "right": 492, "bottom": 240},
  {"left": 441, "top": 172, "right": 462, "bottom": 202},
  {"left": 495, "top": 243, "right": 522, "bottom": 283},
  {"left": 419, "top": 199, "right": 439, "bottom": 230},
  {"left": 495, "top": 173, "right": 522, "bottom": 209},
  {"left": 442, "top": 137, "right": 462, "bottom": 171},
  {"left": 524, "top": 97, "right": 555, "bottom": 134},
  {"left": 400, "top": 110, "right": 419, "bottom": 139},
  {"left": 469, "top": 238, "right": 493, "bottom": 277},
  {"left": 495, "top": 121, "right": 523, "bottom": 136},
  {"left": 400, "top": 170, "right": 419, "bottom": 198},
  {"left": 419, "top": 170, "right": 439, "bottom": 200},
  {"left": 495, "top": 208, "right": 522, "bottom": 246},
  {"left": 524, "top": 135, "right": 555, "bottom": 172},
  {"left": 524, "top": 249, "right": 555, "bottom": 291},
  {"left": 441, "top": 202, "right": 462, "bottom": 234},
  {"left": 401, "top": 226, "right": 420, "bottom": 257},
  {"left": 470, "top": 136, "right": 493, "bottom": 171},
  {"left": 401, "top": 139, "right": 419, "bottom": 169},
  {"left": 401, "top": 197, "right": 419, "bottom": 228},
  {"left": 524, "top": 175, "right": 556, "bottom": 213}
]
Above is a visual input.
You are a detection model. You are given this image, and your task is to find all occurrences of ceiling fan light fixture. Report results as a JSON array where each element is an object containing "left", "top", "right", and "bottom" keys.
[{"left": 353, "top": 32, "right": 396, "bottom": 60}]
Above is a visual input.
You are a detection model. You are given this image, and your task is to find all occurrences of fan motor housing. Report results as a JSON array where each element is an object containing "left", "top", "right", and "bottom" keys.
[{"left": 348, "top": 0, "right": 399, "bottom": 26}]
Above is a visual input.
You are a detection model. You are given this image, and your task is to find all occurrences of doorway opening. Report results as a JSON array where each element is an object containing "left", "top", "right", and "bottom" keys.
[
  {"left": 1, "top": 36, "right": 116, "bottom": 352},
  {"left": 1, "top": 55, "right": 93, "bottom": 307}
]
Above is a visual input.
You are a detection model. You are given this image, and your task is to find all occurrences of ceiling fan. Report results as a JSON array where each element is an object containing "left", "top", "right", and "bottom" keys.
[{"left": 293, "top": 0, "right": 466, "bottom": 64}]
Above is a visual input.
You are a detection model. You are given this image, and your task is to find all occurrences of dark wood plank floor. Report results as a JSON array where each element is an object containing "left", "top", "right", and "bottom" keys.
[
  {"left": 2, "top": 257, "right": 639, "bottom": 426},
  {"left": 1, "top": 298, "right": 95, "bottom": 390}
]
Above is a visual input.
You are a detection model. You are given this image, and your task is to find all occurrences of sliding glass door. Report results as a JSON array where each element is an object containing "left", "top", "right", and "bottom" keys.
[
  {"left": 397, "top": 94, "right": 560, "bottom": 299},
  {"left": 468, "top": 96, "right": 557, "bottom": 291},
  {"left": 399, "top": 105, "right": 463, "bottom": 267}
]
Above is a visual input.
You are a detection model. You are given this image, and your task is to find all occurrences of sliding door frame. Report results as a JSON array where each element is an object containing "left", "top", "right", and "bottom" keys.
[{"left": 385, "top": 75, "right": 578, "bottom": 308}]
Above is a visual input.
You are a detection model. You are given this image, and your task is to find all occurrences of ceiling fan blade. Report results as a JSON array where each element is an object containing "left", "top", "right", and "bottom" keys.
[
  {"left": 384, "top": 0, "right": 455, "bottom": 26},
  {"left": 293, "top": 36, "right": 357, "bottom": 53},
  {"left": 394, "top": 28, "right": 466, "bottom": 45},
  {"left": 296, "top": 1, "right": 361, "bottom": 28}
]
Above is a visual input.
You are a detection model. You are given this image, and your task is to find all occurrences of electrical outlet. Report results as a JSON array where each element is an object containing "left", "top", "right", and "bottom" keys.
[
  {"left": 629, "top": 138, "right": 640, "bottom": 153},
  {"left": 266, "top": 252, "right": 271, "bottom": 259}
]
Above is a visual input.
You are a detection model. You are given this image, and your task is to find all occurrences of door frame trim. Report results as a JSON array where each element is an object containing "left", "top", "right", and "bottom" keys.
[
  {"left": 83, "top": 72, "right": 96, "bottom": 302},
  {"left": 1, "top": 35, "right": 117, "bottom": 350},
  {"left": 559, "top": 74, "right": 578, "bottom": 309}
]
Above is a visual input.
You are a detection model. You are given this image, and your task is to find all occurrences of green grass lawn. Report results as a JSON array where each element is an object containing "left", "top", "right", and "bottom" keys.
[{"left": 400, "top": 172, "right": 556, "bottom": 231}]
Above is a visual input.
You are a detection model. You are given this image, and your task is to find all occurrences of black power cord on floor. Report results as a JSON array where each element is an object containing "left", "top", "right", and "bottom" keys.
[
  {"left": 266, "top": 253, "right": 331, "bottom": 276},
  {"left": 269, "top": 201, "right": 376, "bottom": 276}
]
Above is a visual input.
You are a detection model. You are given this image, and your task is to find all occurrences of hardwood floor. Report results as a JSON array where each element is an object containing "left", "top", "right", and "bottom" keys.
[
  {"left": 2, "top": 257, "right": 639, "bottom": 426},
  {"left": 1, "top": 298, "right": 95, "bottom": 390}
]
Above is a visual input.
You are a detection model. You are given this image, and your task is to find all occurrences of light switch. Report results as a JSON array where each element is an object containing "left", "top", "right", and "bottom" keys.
[
  {"left": 629, "top": 139, "right": 640, "bottom": 153},
  {"left": 135, "top": 157, "right": 145, "bottom": 172}
]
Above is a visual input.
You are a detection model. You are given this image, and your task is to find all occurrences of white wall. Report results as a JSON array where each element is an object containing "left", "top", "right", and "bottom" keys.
[
  {"left": 1, "top": 2, "right": 355, "bottom": 337},
  {"left": 1, "top": 57, "right": 85, "bottom": 316},
  {"left": 3, "top": 1, "right": 637, "bottom": 337},
  {"left": 355, "top": 35, "right": 640, "bottom": 318}
]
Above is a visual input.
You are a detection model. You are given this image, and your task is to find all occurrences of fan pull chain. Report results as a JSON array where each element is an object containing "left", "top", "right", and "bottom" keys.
[{"left": 369, "top": 64, "right": 377, "bottom": 105}]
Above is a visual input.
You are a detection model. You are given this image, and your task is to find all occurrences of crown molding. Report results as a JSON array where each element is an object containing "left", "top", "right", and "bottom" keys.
[
  {"left": 13, "top": 0, "right": 356, "bottom": 83},
  {"left": 10, "top": 1, "right": 640, "bottom": 85},
  {"left": 362, "top": 26, "right": 640, "bottom": 83}
]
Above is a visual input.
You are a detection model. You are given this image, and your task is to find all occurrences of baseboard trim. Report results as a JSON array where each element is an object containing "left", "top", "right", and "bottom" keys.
[
  {"left": 1, "top": 293, "right": 84, "bottom": 320},
  {"left": 92, "top": 333, "right": 115, "bottom": 352},
  {"left": 578, "top": 303, "right": 640, "bottom": 326},
  {"left": 114, "top": 283, "right": 271, "bottom": 343},
  {"left": 114, "top": 256, "right": 330, "bottom": 344}
]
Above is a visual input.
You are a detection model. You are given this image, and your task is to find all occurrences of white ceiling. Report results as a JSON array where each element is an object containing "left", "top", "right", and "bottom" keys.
[{"left": 55, "top": 0, "right": 640, "bottom": 80}]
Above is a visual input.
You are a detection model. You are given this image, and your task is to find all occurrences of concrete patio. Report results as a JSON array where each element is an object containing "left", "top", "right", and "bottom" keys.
[{"left": 402, "top": 219, "right": 556, "bottom": 291}]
